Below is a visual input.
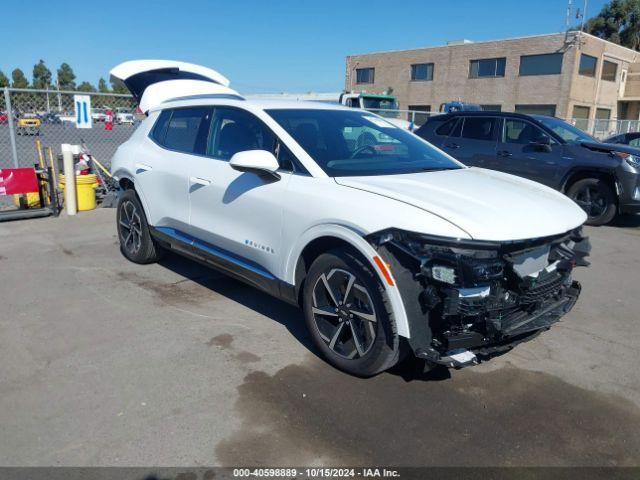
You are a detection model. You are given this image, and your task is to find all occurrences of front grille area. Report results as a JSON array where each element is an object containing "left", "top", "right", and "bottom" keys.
[
  {"left": 519, "top": 271, "right": 565, "bottom": 304},
  {"left": 433, "top": 239, "right": 584, "bottom": 349}
]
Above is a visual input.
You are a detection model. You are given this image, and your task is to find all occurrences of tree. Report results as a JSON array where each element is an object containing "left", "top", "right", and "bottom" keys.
[
  {"left": 57, "top": 63, "right": 76, "bottom": 90},
  {"left": 110, "top": 78, "right": 129, "bottom": 94},
  {"left": 32, "top": 59, "right": 52, "bottom": 89},
  {"left": 11, "top": 69, "right": 29, "bottom": 88},
  {"left": 98, "top": 77, "right": 110, "bottom": 93},
  {"left": 77, "top": 81, "right": 96, "bottom": 92},
  {"left": 583, "top": 0, "right": 640, "bottom": 51},
  {"left": 0, "top": 70, "right": 9, "bottom": 88}
]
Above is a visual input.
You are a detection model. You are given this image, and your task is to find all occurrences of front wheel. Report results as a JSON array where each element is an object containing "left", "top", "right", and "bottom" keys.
[
  {"left": 302, "top": 249, "right": 401, "bottom": 377},
  {"left": 116, "top": 189, "right": 163, "bottom": 264},
  {"left": 567, "top": 178, "right": 617, "bottom": 226}
]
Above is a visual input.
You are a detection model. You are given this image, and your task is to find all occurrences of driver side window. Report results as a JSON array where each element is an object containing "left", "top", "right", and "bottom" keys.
[
  {"left": 503, "top": 119, "right": 551, "bottom": 145},
  {"left": 208, "top": 107, "right": 275, "bottom": 161}
]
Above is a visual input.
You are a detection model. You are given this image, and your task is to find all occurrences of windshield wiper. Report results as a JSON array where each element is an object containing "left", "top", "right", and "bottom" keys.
[{"left": 418, "top": 167, "right": 459, "bottom": 172}]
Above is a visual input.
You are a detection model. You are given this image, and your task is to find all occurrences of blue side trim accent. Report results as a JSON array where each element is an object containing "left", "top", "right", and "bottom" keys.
[{"left": 156, "top": 227, "right": 275, "bottom": 280}]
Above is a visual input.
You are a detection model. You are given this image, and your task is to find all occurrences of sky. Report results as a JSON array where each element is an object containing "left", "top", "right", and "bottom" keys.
[{"left": 3, "top": 0, "right": 610, "bottom": 94}]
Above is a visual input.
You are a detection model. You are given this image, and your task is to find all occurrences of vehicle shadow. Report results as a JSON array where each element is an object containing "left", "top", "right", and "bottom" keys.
[
  {"left": 610, "top": 213, "right": 640, "bottom": 229},
  {"left": 158, "top": 251, "right": 316, "bottom": 353},
  {"left": 157, "top": 251, "right": 446, "bottom": 383}
]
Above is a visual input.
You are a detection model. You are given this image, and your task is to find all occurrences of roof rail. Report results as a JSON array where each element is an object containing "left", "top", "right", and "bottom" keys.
[{"left": 163, "top": 93, "right": 246, "bottom": 103}]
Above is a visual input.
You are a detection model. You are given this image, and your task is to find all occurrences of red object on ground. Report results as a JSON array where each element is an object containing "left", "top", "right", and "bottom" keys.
[
  {"left": 105, "top": 108, "right": 113, "bottom": 131},
  {"left": 0, "top": 168, "right": 39, "bottom": 195}
]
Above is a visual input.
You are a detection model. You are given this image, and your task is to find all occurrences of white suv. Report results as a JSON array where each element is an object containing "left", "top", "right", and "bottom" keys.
[{"left": 110, "top": 61, "right": 590, "bottom": 376}]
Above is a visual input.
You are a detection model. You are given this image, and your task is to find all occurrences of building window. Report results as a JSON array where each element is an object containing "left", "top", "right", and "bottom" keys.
[
  {"left": 408, "top": 105, "right": 431, "bottom": 125},
  {"left": 579, "top": 54, "right": 598, "bottom": 77},
  {"left": 572, "top": 105, "right": 590, "bottom": 131},
  {"left": 515, "top": 104, "right": 557, "bottom": 116},
  {"left": 480, "top": 104, "right": 502, "bottom": 111},
  {"left": 410, "top": 63, "right": 434, "bottom": 81},
  {"left": 573, "top": 105, "right": 590, "bottom": 118},
  {"left": 469, "top": 58, "right": 506, "bottom": 78},
  {"left": 602, "top": 60, "right": 618, "bottom": 82},
  {"left": 356, "top": 68, "right": 374, "bottom": 84},
  {"left": 519, "top": 53, "right": 563, "bottom": 76},
  {"left": 595, "top": 108, "right": 611, "bottom": 135}
]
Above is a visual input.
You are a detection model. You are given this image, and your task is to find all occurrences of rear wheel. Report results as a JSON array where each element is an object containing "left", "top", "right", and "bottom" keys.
[
  {"left": 302, "top": 249, "right": 401, "bottom": 377},
  {"left": 567, "top": 178, "right": 617, "bottom": 226},
  {"left": 117, "top": 189, "right": 163, "bottom": 264}
]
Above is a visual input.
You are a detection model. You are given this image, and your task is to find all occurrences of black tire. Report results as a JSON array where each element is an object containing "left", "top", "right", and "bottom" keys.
[
  {"left": 116, "top": 189, "right": 164, "bottom": 264},
  {"left": 567, "top": 178, "right": 617, "bottom": 226},
  {"left": 303, "top": 248, "right": 401, "bottom": 377}
]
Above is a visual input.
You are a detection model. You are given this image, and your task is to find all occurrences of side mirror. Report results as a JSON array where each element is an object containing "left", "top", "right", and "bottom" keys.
[
  {"left": 531, "top": 136, "right": 552, "bottom": 152},
  {"left": 229, "top": 150, "right": 280, "bottom": 179}
]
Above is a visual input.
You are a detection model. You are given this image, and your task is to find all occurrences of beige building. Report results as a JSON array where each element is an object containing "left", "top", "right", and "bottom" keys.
[{"left": 345, "top": 32, "right": 640, "bottom": 125}]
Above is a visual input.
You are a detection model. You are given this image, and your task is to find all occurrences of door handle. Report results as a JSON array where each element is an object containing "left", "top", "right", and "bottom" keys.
[
  {"left": 189, "top": 176, "right": 212, "bottom": 186},
  {"left": 497, "top": 150, "right": 512, "bottom": 157},
  {"left": 135, "top": 162, "right": 153, "bottom": 172},
  {"left": 444, "top": 143, "right": 459, "bottom": 149}
]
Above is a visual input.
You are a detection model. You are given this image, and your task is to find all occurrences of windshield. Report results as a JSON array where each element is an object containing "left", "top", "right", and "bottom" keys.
[
  {"left": 361, "top": 97, "right": 399, "bottom": 119},
  {"left": 534, "top": 115, "right": 595, "bottom": 143},
  {"left": 361, "top": 97, "right": 398, "bottom": 110},
  {"left": 266, "top": 108, "right": 463, "bottom": 177}
]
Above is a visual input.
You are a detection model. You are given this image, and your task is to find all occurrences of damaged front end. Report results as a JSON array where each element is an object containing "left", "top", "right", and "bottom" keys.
[{"left": 367, "top": 228, "right": 591, "bottom": 368}]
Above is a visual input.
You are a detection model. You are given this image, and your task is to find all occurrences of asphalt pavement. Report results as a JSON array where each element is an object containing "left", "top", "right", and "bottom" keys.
[{"left": 0, "top": 209, "right": 639, "bottom": 466}]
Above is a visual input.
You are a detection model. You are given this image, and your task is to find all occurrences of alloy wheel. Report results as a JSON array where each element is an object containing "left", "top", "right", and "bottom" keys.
[
  {"left": 573, "top": 184, "right": 608, "bottom": 218},
  {"left": 119, "top": 200, "right": 143, "bottom": 255},
  {"left": 311, "top": 268, "right": 377, "bottom": 359}
]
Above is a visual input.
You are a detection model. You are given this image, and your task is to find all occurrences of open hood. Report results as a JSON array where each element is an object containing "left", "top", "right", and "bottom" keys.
[
  {"left": 109, "top": 60, "right": 241, "bottom": 113},
  {"left": 335, "top": 168, "right": 587, "bottom": 241}
]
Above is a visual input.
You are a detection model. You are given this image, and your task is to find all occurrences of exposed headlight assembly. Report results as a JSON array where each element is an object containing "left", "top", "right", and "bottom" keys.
[
  {"left": 372, "top": 230, "right": 504, "bottom": 287},
  {"left": 614, "top": 151, "right": 640, "bottom": 169},
  {"left": 627, "top": 154, "right": 640, "bottom": 169}
]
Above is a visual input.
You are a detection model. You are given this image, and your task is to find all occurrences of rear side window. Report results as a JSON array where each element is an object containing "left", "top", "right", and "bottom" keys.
[
  {"left": 460, "top": 117, "right": 498, "bottom": 141},
  {"left": 163, "top": 107, "right": 212, "bottom": 154},
  {"left": 151, "top": 110, "right": 172, "bottom": 145},
  {"left": 435, "top": 118, "right": 459, "bottom": 136}
]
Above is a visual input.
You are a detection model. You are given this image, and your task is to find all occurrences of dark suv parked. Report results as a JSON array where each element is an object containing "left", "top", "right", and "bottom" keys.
[{"left": 416, "top": 112, "right": 640, "bottom": 225}]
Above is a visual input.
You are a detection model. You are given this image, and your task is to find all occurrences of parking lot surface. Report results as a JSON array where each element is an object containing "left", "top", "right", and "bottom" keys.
[{"left": 0, "top": 209, "right": 639, "bottom": 466}]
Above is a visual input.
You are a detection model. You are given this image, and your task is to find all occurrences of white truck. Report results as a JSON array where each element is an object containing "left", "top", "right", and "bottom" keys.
[{"left": 247, "top": 91, "right": 413, "bottom": 129}]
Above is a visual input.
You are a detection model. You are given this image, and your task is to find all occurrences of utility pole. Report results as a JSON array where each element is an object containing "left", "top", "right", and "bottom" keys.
[
  {"left": 56, "top": 78, "right": 62, "bottom": 112},
  {"left": 580, "top": 0, "right": 588, "bottom": 32}
]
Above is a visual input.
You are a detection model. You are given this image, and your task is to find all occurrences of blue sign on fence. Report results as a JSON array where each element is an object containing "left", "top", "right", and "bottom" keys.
[{"left": 74, "top": 95, "right": 92, "bottom": 129}]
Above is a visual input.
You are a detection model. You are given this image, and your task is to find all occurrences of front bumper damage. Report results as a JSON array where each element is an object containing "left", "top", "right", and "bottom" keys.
[{"left": 367, "top": 227, "right": 591, "bottom": 368}]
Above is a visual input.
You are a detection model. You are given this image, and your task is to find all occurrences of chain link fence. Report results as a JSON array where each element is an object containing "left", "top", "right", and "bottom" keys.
[
  {"left": 570, "top": 117, "right": 640, "bottom": 141},
  {"left": 1, "top": 87, "right": 140, "bottom": 171},
  {"left": 4, "top": 87, "right": 639, "bottom": 171}
]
